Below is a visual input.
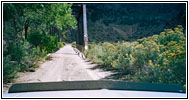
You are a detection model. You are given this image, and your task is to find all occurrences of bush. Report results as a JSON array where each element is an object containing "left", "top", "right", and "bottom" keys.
[
  {"left": 71, "top": 41, "right": 76, "bottom": 48},
  {"left": 85, "top": 25, "right": 186, "bottom": 85},
  {"left": 3, "top": 40, "right": 43, "bottom": 82},
  {"left": 58, "top": 42, "right": 66, "bottom": 48},
  {"left": 3, "top": 55, "right": 19, "bottom": 83},
  {"left": 28, "top": 31, "right": 59, "bottom": 53},
  {"left": 62, "top": 42, "right": 66, "bottom": 46}
]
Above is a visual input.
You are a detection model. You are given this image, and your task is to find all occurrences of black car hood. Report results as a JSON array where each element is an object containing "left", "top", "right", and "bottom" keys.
[{"left": 8, "top": 80, "right": 185, "bottom": 93}]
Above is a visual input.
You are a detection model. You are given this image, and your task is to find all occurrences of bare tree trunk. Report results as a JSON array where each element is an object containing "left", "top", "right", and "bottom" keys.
[
  {"left": 50, "top": 26, "right": 53, "bottom": 35},
  {"left": 3, "top": 21, "right": 5, "bottom": 31},
  {"left": 24, "top": 20, "right": 29, "bottom": 40}
]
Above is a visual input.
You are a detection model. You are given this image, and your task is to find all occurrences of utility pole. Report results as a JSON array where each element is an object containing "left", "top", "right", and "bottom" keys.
[
  {"left": 72, "top": 4, "right": 88, "bottom": 52},
  {"left": 83, "top": 4, "right": 88, "bottom": 51}
]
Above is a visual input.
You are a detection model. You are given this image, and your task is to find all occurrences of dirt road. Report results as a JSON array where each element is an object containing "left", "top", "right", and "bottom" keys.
[{"left": 14, "top": 44, "right": 112, "bottom": 83}]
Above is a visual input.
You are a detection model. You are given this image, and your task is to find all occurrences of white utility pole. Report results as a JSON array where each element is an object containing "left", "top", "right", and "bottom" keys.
[{"left": 83, "top": 4, "right": 88, "bottom": 51}]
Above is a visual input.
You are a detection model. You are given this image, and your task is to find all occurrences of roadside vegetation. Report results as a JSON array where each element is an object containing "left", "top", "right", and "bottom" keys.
[
  {"left": 85, "top": 25, "right": 186, "bottom": 85},
  {"left": 3, "top": 3, "right": 76, "bottom": 83},
  {"left": 71, "top": 41, "right": 76, "bottom": 48}
]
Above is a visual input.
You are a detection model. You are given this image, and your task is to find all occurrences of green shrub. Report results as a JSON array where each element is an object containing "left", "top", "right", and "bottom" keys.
[
  {"left": 44, "top": 35, "right": 59, "bottom": 53},
  {"left": 3, "top": 40, "right": 47, "bottom": 82},
  {"left": 88, "top": 43, "right": 96, "bottom": 49},
  {"left": 71, "top": 41, "right": 76, "bottom": 48},
  {"left": 134, "top": 26, "right": 185, "bottom": 85},
  {"left": 58, "top": 42, "right": 66, "bottom": 48},
  {"left": 85, "top": 25, "right": 186, "bottom": 85},
  {"left": 62, "top": 42, "right": 66, "bottom": 46},
  {"left": 27, "top": 31, "right": 43, "bottom": 47},
  {"left": 28, "top": 31, "right": 59, "bottom": 53},
  {"left": 3, "top": 55, "right": 19, "bottom": 83}
]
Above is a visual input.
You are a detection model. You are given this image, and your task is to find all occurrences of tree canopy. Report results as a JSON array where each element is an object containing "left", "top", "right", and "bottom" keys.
[
  {"left": 3, "top": 3, "right": 77, "bottom": 83},
  {"left": 3, "top": 3, "right": 77, "bottom": 39}
]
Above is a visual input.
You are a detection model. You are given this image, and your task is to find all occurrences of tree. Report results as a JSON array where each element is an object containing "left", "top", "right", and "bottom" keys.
[{"left": 3, "top": 3, "right": 77, "bottom": 83}]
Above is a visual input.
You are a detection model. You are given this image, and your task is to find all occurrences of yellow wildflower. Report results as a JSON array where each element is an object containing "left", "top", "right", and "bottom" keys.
[{"left": 148, "top": 60, "right": 153, "bottom": 67}]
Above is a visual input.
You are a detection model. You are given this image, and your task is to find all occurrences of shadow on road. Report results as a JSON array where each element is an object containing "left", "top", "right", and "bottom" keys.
[
  {"left": 87, "top": 63, "right": 128, "bottom": 81},
  {"left": 62, "top": 53, "right": 78, "bottom": 55}
]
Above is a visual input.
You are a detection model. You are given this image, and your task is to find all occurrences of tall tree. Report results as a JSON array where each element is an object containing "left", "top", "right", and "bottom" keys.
[{"left": 3, "top": 3, "right": 77, "bottom": 40}]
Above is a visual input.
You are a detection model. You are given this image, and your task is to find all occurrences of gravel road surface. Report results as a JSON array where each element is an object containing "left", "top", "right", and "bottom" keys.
[{"left": 15, "top": 44, "right": 112, "bottom": 83}]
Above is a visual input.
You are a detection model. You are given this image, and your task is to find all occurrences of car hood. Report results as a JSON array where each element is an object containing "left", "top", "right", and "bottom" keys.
[
  {"left": 3, "top": 80, "right": 186, "bottom": 98},
  {"left": 3, "top": 89, "right": 186, "bottom": 98}
]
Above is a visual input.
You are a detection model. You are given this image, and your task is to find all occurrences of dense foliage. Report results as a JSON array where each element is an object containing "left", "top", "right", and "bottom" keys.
[
  {"left": 85, "top": 25, "right": 186, "bottom": 85},
  {"left": 27, "top": 31, "right": 60, "bottom": 53},
  {"left": 3, "top": 3, "right": 77, "bottom": 83}
]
